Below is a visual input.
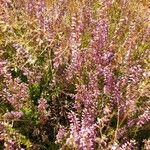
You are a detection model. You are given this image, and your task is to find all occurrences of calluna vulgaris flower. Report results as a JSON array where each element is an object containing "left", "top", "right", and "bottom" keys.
[{"left": 0, "top": 0, "right": 150, "bottom": 149}]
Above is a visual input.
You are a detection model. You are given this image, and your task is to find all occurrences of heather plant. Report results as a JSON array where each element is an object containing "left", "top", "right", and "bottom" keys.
[{"left": 0, "top": 0, "right": 150, "bottom": 150}]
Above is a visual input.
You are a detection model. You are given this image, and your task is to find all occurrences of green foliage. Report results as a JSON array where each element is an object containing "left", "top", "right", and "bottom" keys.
[
  {"left": 29, "top": 83, "right": 42, "bottom": 105},
  {"left": 81, "top": 31, "right": 91, "bottom": 48}
]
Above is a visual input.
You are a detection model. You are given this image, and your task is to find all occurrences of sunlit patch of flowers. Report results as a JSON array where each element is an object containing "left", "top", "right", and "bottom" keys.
[{"left": 0, "top": 0, "right": 149, "bottom": 149}]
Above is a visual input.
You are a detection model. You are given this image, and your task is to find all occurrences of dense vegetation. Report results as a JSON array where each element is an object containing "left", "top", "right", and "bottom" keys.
[{"left": 0, "top": 0, "right": 149, "bottom": 149}]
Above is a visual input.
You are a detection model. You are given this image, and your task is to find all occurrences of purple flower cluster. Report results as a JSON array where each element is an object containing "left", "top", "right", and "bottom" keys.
[
  {"left": 137, "top": 110, "right": 150, "bottom": 126},
  {"left": 38, "top": 98, "right": 50, "bottom": 124},
  {"left": 119, "top": 140, "right": 137, "bottom": 150},
  {"left": 3, "top": 111, "right": 23, "bottom": 121},
  {"left": 56, "top": 125, "right": 67, "bottom": 144}
]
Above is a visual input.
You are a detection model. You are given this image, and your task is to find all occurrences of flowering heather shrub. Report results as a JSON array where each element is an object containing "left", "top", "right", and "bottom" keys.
[{"left": 0, "top": 0, "right": 150, "bottom": 149}]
